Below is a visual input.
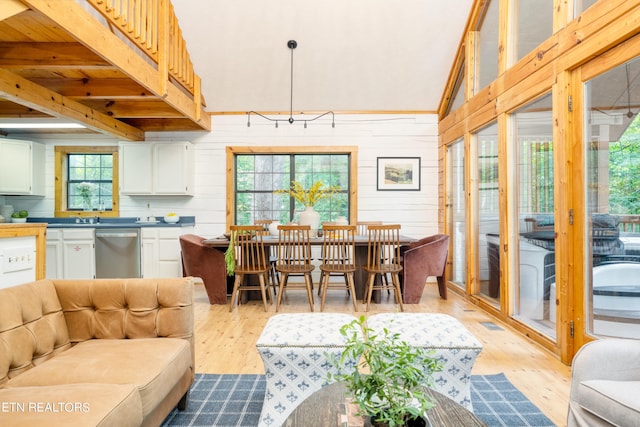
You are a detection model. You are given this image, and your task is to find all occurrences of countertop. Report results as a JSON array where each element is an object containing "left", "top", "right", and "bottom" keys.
[{"left": 25, "top": 216, "right": 196, "bottom": 229}]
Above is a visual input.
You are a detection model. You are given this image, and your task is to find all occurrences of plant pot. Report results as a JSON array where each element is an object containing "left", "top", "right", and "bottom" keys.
[
  {"left": 11, "top": 217, "right": 27, "bottom": 223},
  {"left": 366, "top": 415, "right": 429, "bottom": 427}
]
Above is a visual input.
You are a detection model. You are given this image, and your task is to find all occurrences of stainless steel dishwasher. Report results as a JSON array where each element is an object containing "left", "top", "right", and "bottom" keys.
[{"left": 95, "top": 228, "right": 141, "bottom": 278}]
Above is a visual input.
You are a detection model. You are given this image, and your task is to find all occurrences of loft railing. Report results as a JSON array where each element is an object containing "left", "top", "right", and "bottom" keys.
[{"left": 87, "top": 0, "right": 196, "bottom": 96}]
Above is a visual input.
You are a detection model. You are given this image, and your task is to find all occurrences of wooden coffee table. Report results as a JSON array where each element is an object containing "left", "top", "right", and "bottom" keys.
[{"left": 283, "top": 382, "right": 487, "bottom": 427}]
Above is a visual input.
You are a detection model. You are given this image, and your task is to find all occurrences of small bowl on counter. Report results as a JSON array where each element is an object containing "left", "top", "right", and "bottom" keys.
[{"left": 164, "top": 214, "right": 180, "bottom": 224}]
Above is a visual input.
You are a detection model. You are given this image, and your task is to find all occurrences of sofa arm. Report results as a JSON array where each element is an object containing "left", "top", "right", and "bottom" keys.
[{"left": 52, "top": 278, "right": 194, "bottom": 343}]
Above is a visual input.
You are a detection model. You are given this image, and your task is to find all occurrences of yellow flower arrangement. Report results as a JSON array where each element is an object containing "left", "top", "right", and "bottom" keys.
[{"left": 274, "top": 180, "right": 341, "bottom": 207}]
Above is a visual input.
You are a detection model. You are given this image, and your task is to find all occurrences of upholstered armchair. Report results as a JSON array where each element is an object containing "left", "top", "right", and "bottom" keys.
[
  {"left": 400, "top": 234, "right": 449, "bottom": 303},
  {"left": 567, "top": 338, "right": 640, "bottom": 427},
  {"left": 179, "top": 234, "right": 229, "bottom": 304}
]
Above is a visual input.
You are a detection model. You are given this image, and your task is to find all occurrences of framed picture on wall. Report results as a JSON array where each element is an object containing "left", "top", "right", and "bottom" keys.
[{"left": 376, "top": 157, "right": 421, "bottom": 191}]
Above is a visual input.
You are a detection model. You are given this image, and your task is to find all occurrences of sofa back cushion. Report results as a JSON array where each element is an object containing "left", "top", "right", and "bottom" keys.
[
  {"left": 0, "top": 280, "right": 71, "bottom": 384},
  {"left": 52, "top": 278, "right": 194, "bottom": 342}
]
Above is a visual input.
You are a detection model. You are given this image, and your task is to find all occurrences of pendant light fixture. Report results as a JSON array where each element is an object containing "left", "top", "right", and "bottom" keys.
[{"left": 247, "top": 40, "right": 335, "bottom": 128}]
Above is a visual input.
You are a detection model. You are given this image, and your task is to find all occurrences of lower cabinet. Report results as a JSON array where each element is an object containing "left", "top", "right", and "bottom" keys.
[
  {"left": 46, "top": 226, "right": 192, "bottom": 279},
  {"left": 46, "top": 228, "right": 96, "bottom": 279},
  {"left": 141, "top": 226, "right": 193, "bottom": 278},
  {"left": 46, "top": 229, "right": 63, "bottom": 279}
]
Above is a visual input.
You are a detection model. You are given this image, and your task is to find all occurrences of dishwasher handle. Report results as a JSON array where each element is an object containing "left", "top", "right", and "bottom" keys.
[{"left": 96, "top": 232, "right": 139, "bottom": 238}]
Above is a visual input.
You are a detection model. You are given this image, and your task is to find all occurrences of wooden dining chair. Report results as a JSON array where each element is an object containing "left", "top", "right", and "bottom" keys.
[
  {"left": 356, "top": 221, "right": 383, "bottom": 236},
  {"left": 228, "top": 225, "right": 272, "bottom": 312},
  {"left": 275, "top": 224, "right": 315, "bottom": 311},
  {"left": 254, "top": 219, "right": 279, "bottom": 295},
  {"left": 356, "top": 221, "right": 391, "bottom": 292},
  {"left": 363, "top": 224, "right": 404, "bottom": 312},
  {"left": 319, "top": 224, "right": 358, "bottom": 311}
]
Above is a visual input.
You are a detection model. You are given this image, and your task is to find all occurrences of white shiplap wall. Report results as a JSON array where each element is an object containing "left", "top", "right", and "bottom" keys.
[{"left": 4, "top": 113, "right": 439, "bottom": 239}]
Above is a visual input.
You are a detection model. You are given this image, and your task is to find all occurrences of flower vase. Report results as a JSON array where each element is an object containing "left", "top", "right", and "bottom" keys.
[
  {"left": 82, "top": 198, "right": 93, "bottom": 211},
  {"left": 268, "top": 220, "right": 281, "bottom": 237},
  {"left": 299, "top": 206, "right": 320, "bottom": 237}
]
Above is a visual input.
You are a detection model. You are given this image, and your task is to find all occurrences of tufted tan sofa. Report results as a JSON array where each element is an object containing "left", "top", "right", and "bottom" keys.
[{"left": 0, "top": 277, "right": 195, "bottom": 427}]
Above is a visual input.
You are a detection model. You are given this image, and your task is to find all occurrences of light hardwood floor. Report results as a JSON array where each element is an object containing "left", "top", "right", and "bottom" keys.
[{"left": 192, "top": 281, "right": 571, "bottom": 427}]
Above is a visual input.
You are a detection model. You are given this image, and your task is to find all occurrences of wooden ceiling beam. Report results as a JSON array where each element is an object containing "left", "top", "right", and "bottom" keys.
[
  {"left": 21, "top": 0, "right": 210, "bottom": 131},
  {"left": 29, "top": 78, "right": 153, "bottom": 98},
  {"left": 81, "top": 99, "right": 183, "bottom": 118},
  {"left": 0, "top": 68, "right": 144, "bottom": 140},
  {"left": 121, "top": 117, "right": 207, "bottom": 132},
  {"left": 0, "top": 42, "right": 111, "bottom": 67},
  {"left": 0, "top": 0, "right": 28, "bottom": 22},
  {"left": 0, "top": 99, "right": 50, "bottom": 117}
]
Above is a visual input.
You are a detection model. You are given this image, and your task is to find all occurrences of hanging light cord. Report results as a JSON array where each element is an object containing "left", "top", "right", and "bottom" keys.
[{"left": 247, "top": 40, "right": 335, "bottom": 128}]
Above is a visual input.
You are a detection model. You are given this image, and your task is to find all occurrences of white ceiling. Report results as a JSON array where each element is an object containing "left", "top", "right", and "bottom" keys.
[{"left": 171, "top": 0, "right": 474, "bottom": 114}]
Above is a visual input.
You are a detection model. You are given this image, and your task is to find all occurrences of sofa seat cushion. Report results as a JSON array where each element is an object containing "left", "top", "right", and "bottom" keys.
[
  {"left": 0, "top": 383, "right": 142, "bottom": 427},
  {"left": 7, "top": 338, "right": 191, "bottom": 418},
  {"left": 577, "top": 380, "right": 640, "bottom": 426}
]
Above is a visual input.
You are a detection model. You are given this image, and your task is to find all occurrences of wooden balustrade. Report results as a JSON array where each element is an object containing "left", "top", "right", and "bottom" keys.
[
  {"left": 88, "top": 0, "right": 196, "bottom": 95},
  {"left": 615, "top": 215, "right": 640, "bottom": 233}
]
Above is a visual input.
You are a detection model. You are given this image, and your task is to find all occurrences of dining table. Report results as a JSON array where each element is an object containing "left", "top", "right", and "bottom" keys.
[{"left": 202, "top": 234, "right": 416, "bottom": 301}]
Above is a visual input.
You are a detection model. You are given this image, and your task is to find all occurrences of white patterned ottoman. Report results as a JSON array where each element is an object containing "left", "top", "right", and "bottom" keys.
[
  {"left": 367, "top": 313, "right": 483, "bottom": 410},
  {"left": 256, "top": 313, "right": 360, "bottom": 427}
]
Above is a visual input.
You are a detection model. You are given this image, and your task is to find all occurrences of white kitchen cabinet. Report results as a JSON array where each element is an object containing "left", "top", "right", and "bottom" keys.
[
  {"left": 141, "top": 226, "right": 192, "bottom": 278},
  {"left": 0, "top": 139, "right": 45, "bottom": 195},
  {"left": 154, "top": 143, "right": 194, "bottom": 195},
  {"left": 120, "top": 142, "right": 194, "bottom": 195},
  {"left": 119, "top": 143, "right": 153, "bottom": 194},
  {"left": 61, "top": 228, "right": 95, "bottom": 279},
  {"left": 45, "top": 229, "right": 63, "bottom": 279}
]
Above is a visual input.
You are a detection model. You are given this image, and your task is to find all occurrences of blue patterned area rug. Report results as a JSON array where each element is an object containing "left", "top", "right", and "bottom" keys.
[{"left": 162, "top": 373, "right": 556, "bottom": 427}]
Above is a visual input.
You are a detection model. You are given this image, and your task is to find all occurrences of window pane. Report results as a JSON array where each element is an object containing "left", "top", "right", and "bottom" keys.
[
  {"left": 514, "top": 0, "right": 553, "bottom": 62},
  {"left": 476, "top": 121, "right": 500, "bottom": 306},
  {"left": 513, "top": 92, "right": 556, "bottom": 339},
  {"left": 584, "top": 57, "right": 640, "bottom": 339},
  {"left": 447, "top": 139, "right": 466, "bottom": 288},
  {"left": 67, "top": 153, "right": 113, "bottom": 211},
  {"left": 476, "top": 0, "right": 499, "bottom": 92},
  {"left": 574, "top": 0, "right": 598, "bottom": 16},
  {"left": 234, "top": 153, "right": 350, "bottom": 225}
]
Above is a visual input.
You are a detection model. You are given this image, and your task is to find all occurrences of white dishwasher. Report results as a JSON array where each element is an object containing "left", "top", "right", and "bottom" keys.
[{"left": 95, "top": 228, "right": 141, "bottom": 278}]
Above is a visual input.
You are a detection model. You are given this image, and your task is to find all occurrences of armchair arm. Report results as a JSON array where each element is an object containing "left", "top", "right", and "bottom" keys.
[
  {"left": 571, "top": 338, "right": 640, "bottom": 397},
  {"left": 401, "top": 234, "right": 449, "bottom": 302}
]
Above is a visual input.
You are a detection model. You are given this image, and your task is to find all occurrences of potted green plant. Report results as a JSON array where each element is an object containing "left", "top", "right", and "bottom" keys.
[
  {"left": 274, "top": 180, "right": 341, "bottom": 236},
  {"left": 11, "top": 210, "right": 28, "bottom": 223},
  {"left": 328, "top": 316, "right": 442, "bottom": 427}
]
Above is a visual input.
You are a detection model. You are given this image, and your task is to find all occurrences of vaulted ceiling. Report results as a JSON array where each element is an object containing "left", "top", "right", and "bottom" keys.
[
  {"left": 171, "top": 0, "right": 474, "bottom": 114},
  {"left": 0, "top": 0, "right": 474, "bottom": 139}
]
